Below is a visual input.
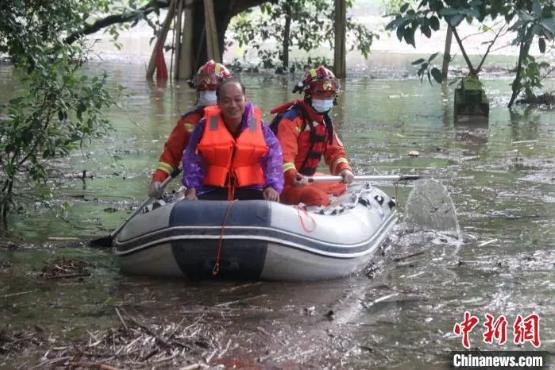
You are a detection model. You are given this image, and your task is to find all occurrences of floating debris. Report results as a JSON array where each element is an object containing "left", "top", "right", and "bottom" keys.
[
  {"left": 0, "top": 327, "right": 46, "bottom": 356},
  {"left": 29, "top": 307, "right": 226, "bottom": 368},
  {"left": 478, "top": 239, "right": 498, "bottom": 247},
  {"left": 38, "top": 257, "right": 92, "bottom": 280}
]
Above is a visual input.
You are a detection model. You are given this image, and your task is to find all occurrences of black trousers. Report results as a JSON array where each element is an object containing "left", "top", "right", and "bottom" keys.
[{"left": 198, "top": 188, "right": 264, "bottom": 201}]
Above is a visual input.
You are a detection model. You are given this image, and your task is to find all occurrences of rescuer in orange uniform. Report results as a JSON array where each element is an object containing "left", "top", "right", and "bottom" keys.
[
  {"left": 270, "top": 65, "right": 354, "bottom": 206},
  {"left": 148, "top": 60, "right": 232, "bottom": 198},
  {"left": 182, "top": 79, "right": 283, "bottom": 201}
]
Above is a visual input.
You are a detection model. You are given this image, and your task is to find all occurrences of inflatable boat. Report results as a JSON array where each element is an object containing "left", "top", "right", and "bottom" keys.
[{"left": 114, "top": 182, "right": 397, "bottom": 281}]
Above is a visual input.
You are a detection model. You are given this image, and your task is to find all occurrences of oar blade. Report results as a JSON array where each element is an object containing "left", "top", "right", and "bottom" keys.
[
  {"left": 89, "top": 235, "right": 113, "bottom": 248},
  {"left": 403, "top": 179, "right": 460, "bottom": 236}
]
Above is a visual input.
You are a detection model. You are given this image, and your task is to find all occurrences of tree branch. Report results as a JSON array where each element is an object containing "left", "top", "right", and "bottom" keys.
[
  {"left": 65, "top": 0, "right": 169, "bottom": 44},
  {"left": 508, "top": 28, "right": 535, "bottom": 108},
  {"left": 451, "top": 25, "right": 476, "bottom": 75},
  {"left": 475, "top": 25, "right": 506, "bottom": 74}
]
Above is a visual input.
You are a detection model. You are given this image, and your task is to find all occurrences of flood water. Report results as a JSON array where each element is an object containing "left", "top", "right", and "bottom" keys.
[{"left": 1, "top": 58, "right": 554, "bottom": 368}]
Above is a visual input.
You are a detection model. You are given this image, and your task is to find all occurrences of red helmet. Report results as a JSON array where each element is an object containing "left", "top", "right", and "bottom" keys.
[
  {"left": 192, "top": 60, "right": 232, "bottom": 91},
  {"left": 301, "top": 66, "right": 339, "bottom": 97}
]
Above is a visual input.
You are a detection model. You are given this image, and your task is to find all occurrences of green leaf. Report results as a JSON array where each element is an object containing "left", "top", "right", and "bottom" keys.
[
  {"left": 404, "top": 27, "right": 416, "bottom": 47},
  {"left": 541, "top": 18, "right": 555, "bottom": 37},
  {"left": 431, "top": 67, "right": 443, "bottom": 83},
  {"left": 532, "top": 0, "right": 542, "bottom": 17},
  {"left": 439, "top": 8, "right": 460, "bottom": 17},
  {"left": 538, "top": 37, "right": 546, "bottom": 53},
  {"left": 428, "top": 52, "right": 439, "bottom": 62},
  {"left": 396, "top": 26, "right": 404, "bottom": 42},
  {"left": 449, "top": 15, "right": 465, "bottom": 27},
  {"left": 400, "top": 3, "right": 409, "bottom": 13},
  {"left": 412, "top": 58, "right": 426, "bottom": 65},
  {"left": 430, "top": 16, "right": 440, "bottom": 31},
  {"left": 421, "top": 24, "right": 431, "bottom": 38}
]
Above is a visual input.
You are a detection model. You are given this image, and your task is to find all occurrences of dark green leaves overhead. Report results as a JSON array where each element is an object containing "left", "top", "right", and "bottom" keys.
[
  {"left": 0, "top": 0, "right": 117, "bottom": 228},
  {"left": 386, "top": 0, "right": 554, "bottom": 94},
  {"left": 538, "top": 37, "right": 546, "bottom": 52}
]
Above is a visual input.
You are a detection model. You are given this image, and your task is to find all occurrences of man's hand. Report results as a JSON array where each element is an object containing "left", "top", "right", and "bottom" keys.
[
  {"left": 263, "top": 187, "right": 280, "bottom": 202},
  {"left": 339, "top": 169, "right": 354, "bottom": 184},
  {"left": 148, "top": 180, "right": 163, "bottom": 198},
  {"left": 285, "top": 170, "right": 308, "bottom": 187},
  {"left": 184, "top": 188, "right": 198, "bottom": 200},
  {"left": 293, "top": 173, "right": 309, "bottom": 186}
]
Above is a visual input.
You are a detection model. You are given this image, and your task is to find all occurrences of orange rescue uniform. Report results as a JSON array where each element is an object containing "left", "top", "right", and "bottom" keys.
[
  {"left": 271, "top": 100, "right": 352, "bottom": 206},
  {"left": 151, "top": 107, "right": 204, "bottom": 182}
]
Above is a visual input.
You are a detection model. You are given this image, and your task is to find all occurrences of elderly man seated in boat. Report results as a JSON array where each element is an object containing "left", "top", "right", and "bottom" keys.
[
  {"left": 181, "top": 78, "right": 283, "bottom": 201},
  {"left": 269, "top": 65, "right": 354, "bottom": 207}
]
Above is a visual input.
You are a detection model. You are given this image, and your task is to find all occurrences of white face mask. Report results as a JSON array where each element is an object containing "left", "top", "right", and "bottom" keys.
[
  {"left": 198, "top": 90, "right": 217, "bottom": 106},
  {"left": 311, "top": 98, "right": 334, "bottom": 113}
]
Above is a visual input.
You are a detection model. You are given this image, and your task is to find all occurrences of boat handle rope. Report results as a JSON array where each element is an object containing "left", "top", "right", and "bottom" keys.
[
  {"left": 295, "top": 204, "right": 317, "bottom": 233},
  {"left": 213, "top": 199, "right": 237, "bottom": 276}
]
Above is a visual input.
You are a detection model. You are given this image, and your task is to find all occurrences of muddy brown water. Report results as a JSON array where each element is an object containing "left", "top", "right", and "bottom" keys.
[{"left": 1, "top": 59, "right": 554, "bottom": 368}]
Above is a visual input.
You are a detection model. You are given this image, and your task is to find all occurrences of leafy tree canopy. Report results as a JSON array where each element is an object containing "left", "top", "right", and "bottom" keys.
[
  {"left": 385, "top": 0, "right": 554, "bottom": 105},
  {"left": 230, "top": 0, "right": 377, "bottom": 70},
  {"left": 386, "top": 0, "right": 553, "bottom": 49}
]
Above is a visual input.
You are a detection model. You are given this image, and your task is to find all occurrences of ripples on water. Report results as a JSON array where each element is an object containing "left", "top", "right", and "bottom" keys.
[{"left": 0, "top": 60, "right": 553, "bottom": 368}]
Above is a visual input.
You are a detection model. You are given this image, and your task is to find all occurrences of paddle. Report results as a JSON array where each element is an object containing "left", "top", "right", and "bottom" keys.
[
  {"left": 307, "top": 174, "right": 422, "bottom": 183},
  {"left": 403, "top": 178, "right": 460, "bottom": 236},
  {"left": 308, "top": 174, "right": 459, "bottom": 236},
  {"left": 89, "top": 168, "right": 182, "bottom": 247}
]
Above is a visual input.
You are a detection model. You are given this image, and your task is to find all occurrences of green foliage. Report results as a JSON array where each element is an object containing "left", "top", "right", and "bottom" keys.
[
  {"left": 412, "top": 52, "right": 443, "bottom": 84},
  {"left": 0, "top": 0, "right": 116, "bottom": 229},
  {"left": 230, "top": 0, "right": 377, "bottom": 69},
  {"left": 381, "top": 0, "right": 417, "bottom": 15},
  {"left": 508, "top": 0, "right": 554, "bottom": 107},
  {"left": 519, "top": 56, "right": 551, "bottom": 99},
  {"left": 386, "top": 0, "right": 554, "bottom": 101}
]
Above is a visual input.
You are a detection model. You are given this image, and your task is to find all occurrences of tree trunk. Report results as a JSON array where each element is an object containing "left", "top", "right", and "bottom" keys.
[
  {"left": 451, "top": 26, "right": 476, "bottom": 76},
  {"left": 146, "top": 0, "right": 176, "bottom": 80},
  {"left": 333, "top": 0, "right": 346, "bottom": 78},
  {"left": 441, "top": 26, "right": 452, "bottom": 80},
  {"left": 281, "top": 3, "right": 292, "bottom": 69},
  {"left": 508, "top": 30, "right": 534, "bottom": 108},
  {"left": 203, "top": 0, "right": 221, "bottom": 62},
  {"left": 173, "top": 0, "right": 184, "bottom": 79},
  {"left": 177, "top": 0, "right": 194, "bottom": 80}
]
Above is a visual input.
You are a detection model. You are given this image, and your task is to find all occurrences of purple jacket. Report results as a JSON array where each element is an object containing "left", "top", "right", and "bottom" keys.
[{"left": 181, "top": 103, "right": 284, "bottom": 195}]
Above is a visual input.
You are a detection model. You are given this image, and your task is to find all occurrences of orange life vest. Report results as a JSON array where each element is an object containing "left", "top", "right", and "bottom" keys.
[{"left": 197, "top": 106, "right": 268, "bottom": 189}]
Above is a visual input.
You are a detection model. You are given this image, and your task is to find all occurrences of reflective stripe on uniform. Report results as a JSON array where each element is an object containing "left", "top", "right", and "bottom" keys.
[
  {"left": 332, "top": 157, "right": 348, "bottom": 174},
  {"left": 156, "top": 162, "right": 174, "bottom": 174},
  {"left": 283, "top": 162, "right": 296, "bottom": 173},
  {"left": 183, "top": 123, "right": 195, "bottom": 132}
]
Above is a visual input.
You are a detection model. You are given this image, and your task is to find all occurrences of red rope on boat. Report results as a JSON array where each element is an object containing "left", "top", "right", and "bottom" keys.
[
  {"left": 296, "top": 204, "right": 317, "bottom": 233},
  {"left": 213, "top": 200, "right": 236, "bottom": 276}
]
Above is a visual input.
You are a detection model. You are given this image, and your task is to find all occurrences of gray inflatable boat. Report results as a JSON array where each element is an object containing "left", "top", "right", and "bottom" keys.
[{"left": 114, "top": 183, "right": 397, "bottom": 281}]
